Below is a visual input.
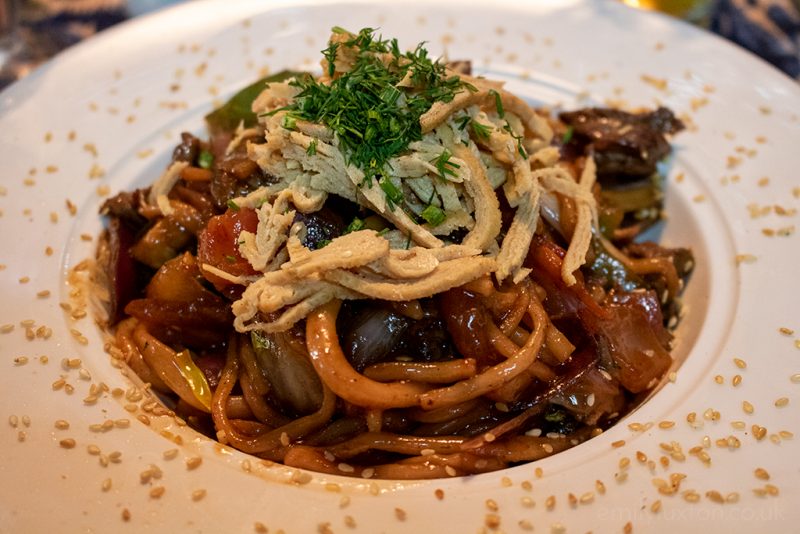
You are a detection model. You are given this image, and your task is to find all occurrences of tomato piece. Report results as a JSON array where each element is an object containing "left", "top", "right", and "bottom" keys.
[{"left": 197, "top": 208, "right": 259, "bottom": 290}]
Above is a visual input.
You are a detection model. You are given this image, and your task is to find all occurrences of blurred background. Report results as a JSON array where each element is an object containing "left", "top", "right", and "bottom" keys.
[{"left": 1, "top": 0, "right": 799, "bottom": 90}]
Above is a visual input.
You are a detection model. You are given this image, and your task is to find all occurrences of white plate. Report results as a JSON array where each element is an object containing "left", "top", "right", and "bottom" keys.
[{"left": 1, "top": 0, "right": 799, "bottom": 532}]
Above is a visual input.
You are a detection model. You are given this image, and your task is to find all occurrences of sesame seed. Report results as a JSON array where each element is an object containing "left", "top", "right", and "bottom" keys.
[
  {"left": 636, "top": 451, "right": 648, "bottom": 463},
  {"left": 706, "top": 490, "right": 724, "bottom": 504},
  {"left": 682, "top": 490, "right": 701, "bottom": 503},
  {"left": 87, "top": 444, "right": 101, "bottom": 455},
  {"left": 742, "top": 401, "right": 754, "bottom": 414},
  {"left": 619, "top": 457, "right": 630, "bottom": 469},
  {"left": 650, "top": 500, "right": 662, "bottom": 513},
  {"left": 186, "top": 456, "right": 202, "bottom": 470},
  {"left": 360, "top": 468, "right": 375, "bottom": 479},
  {"left": 253, "top": 522, "right": 268, "bottom": 533},
  {"left": 8, "top": 415, "right": 19, "bottom": 428},
  {"left": 485, "top": 498, "right": 499, "bottom": 512},
  {"left": 121, "top": 509, "right": 131, "bottom": 522},
  {"left": 779, "top": 430, "right": 794, "bottom": 439},
  {"left": 191, "top": 489, "right": 207, "bottom": 501},
  {"left": 445, "top": 465, "right": 457, "bottom": 477},
  {"left": 149, "top": 486, "right": 165, "bottom": 499},
  {"left": 732, "top": 375, "right": 742, "bottom": 387},
  {"left": 434, "top": 489, "right": 445, "bottom": 500},
  {"left": 774, "top": 397, "right": 789, "bottom": 408},
  {"left": 101, "top": 478, "right": 112, "bottom": 492},
  {"left": 394, "top": 508, "right": 407, "bottom": 521},
  {"left": 733, "top": 358, "right": 747, "bottom": 369},
  {"left": 337, "top": 463, "right": 354, "bottom": 473},
  {"left": 752, "top": 425, "right": 767, "bottom": 440},
  {"left": 731, "top": 421, "right": 746, "bottom": 430},
  {"left": 726, "top": 492, "right": 740, "bottom": 503},
  {"left": 624, "top": 521, "right": 633, "bottom": 534},
  {"left": 545, "top": 495, "right": 556, "bottom": 510},
  {"left": 59, "top": 438, "right": 76, "bottom": 449},
  {"left": 611, "top": 440, "right": 626, "bottom": 448},
  {"left": 658, "top": 421, "right": 675, "bottom": 429},
  {"left": 596, "top": 480, "right": 606, "bottom": 494},
  {"left": 754, "top": 468, "right": 770, "bottom": 480}
]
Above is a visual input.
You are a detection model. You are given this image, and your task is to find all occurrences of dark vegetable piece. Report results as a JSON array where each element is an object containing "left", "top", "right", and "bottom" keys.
[
  {"left": 438, "top": 287, "right": 499, "bottom": 366},
  {"left": 338, "top": 303, "right": 410, "bottom": 370},
  {"left": 606, "top": 289, "right": 672, "bottom": 348},
  {"left": 125, "top": 253, "right": 232, "bottom": 347},
  {"left": 559, "top": 106, "right": 684, "bottom": 177},
  {"left": 100, "top": 217, "right": 138, "bottom": 324},
  {"left": 251, "top": 331, "right": 324, "bottom": 416},
  {"left": 209, "top": 155, "right": 275, "bottom": 211},
  {"left": 294, "top": 206, "right": 346, "bottom": 251},
  {"left": 623, "top": 241, "right": 694, "bottom": 279},
  {"left": 100, "top": 189, "right": 147, "bottom": 230},
  {"left": 586, "top": 238, "right": 643, "bottom": 292},
  {"left": 294, "top": 195, "right": 359, "bottom": 250},
  {"left": 172, "top": 132, "right": 201, "bottom": 163},
  {"left": 395, "top": 313, "right": 454, "bottom": 362},
  {"left": 130, "top": 201, "right": 205, "bottom": 269},
  {"left": 197, "top": 208, "right": 259, "bottom": 291},
  {"left": 550, "top": 367, "right": 625, "bottom": 425},
  {"left": 584, "top": 304, "right": 672, "bottom": 394},
  {"left": 204, "top": 70, "right": 304, "bottom": 136}
]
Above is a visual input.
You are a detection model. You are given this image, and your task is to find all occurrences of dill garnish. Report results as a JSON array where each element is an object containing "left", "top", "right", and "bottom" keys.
[
  {"left": 275, "top": 27, "right": 472, "bottom": 189},
  {"left": 433, "top": 148, "right": 459, "bottom": 178}
]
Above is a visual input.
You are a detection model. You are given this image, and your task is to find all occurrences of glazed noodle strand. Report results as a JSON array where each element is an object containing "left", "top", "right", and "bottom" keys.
[{"left": 211, "top": 335, "right": 337, "bottom": 457}]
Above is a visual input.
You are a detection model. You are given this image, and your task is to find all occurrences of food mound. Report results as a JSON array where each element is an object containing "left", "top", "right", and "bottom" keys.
[{"left": 97, "top": 28, "right": 692, "bottom": 479}]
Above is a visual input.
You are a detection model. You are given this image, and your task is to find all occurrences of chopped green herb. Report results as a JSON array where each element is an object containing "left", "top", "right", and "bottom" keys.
[
  {"left": 471, "top": 120, "right": 492, "bottom": 140},
  {"left": 197, "top": 150, "right": 214, "bottom": 169},
  {"left": 306, "top": 138, "right": 318, "bottom": 156},
  {"left": 421, "top": 204, "right": 447, "bottom": 226},
  {"left": 433, "top": 149, "right": 460, "bottom": 178},
  {"left": 316, "top": 239, "right": 332, "bottom": 248},
  {"left": 562, "top": 125, "right": 574, "bottom": 144},
  {"left": 224, "top": 255, "right": 237, "bottom": 263},
  {"left": 455, "top": 115, "right": 472, "bottom": 131},
  {"left": 378, "top": 176, "right": 404, "bottom": 208},
  {"left": 281, "top": 114, "right": 297, "bottom": 130},
  {"left": 488, "top": 89, "right": 504, "bottom": 118},
  {"left": 503, "top": 121, "right": 528, "bottom": 159},
  {"left": 345, "top": 217, "right": 366, "bottom": 233},
  {"left": 226, "top": 199, "right": 240, "bottom": 212},
  {"left": 275, "top": 27, "right": 473, "bottom": 200},
  {"left": 322, "top": 41, "right": 339, "bottom": 78}
]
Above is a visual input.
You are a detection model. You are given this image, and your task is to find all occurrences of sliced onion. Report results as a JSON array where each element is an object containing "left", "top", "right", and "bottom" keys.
[{"left": 250, "top": 331, "right": 323, "bottom": 416}]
